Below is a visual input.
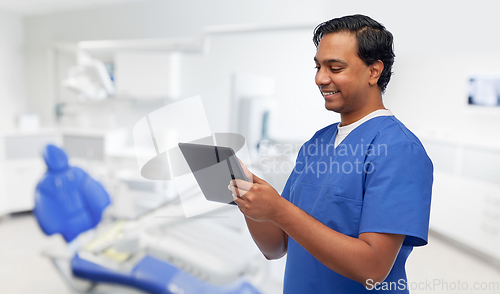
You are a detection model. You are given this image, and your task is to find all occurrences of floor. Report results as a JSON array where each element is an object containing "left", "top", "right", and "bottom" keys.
[
  {"left": 0, "top": 212, "right": 68, "bottom": 294},
  {"left": 0, "top": 213, "right": 499, "bottom": 294}
]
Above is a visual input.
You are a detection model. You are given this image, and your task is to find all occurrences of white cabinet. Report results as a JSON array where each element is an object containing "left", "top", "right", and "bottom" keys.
[
  {"left": 424, "top": 137, "right": 500, "bottom": 260},
  {"left": 0, "top": 130, "right": 60, "bottom": 216}
]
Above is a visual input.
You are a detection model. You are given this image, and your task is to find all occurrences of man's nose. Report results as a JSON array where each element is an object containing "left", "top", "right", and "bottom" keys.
[{"left": 315, "top": 69, "right": 331, "bottom": 86}]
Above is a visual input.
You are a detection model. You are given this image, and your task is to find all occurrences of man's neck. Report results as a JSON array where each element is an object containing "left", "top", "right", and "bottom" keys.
[
  {"left": 340, "top": 105, "right": 386, "bottom": 126},
  {"left": 339, "top": 90, "right": 385, "bottom": 126}
]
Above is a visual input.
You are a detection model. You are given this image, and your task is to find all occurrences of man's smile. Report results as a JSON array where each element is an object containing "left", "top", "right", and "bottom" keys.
[{"left": 322, "top": 90, "right": 340, "bottom": 97}]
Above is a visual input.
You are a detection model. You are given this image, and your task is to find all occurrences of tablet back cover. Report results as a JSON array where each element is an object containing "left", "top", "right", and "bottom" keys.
[{"left": 178, "top": 143, "right": 247, "bottom": 205}]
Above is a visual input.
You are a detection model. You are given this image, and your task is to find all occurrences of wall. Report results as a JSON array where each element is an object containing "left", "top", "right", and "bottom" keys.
[
  {"left": 0, "top": 11, "right": 26, "bottom": 129},
  {"left": 388, "top": 51, "right": 500, "bottom": 138},
  {"left": 23, "top": 0, "right": 500, "bottom": 142}
]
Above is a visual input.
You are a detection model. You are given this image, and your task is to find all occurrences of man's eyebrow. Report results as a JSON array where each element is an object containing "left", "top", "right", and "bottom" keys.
[{"left": 314, "top": 57, "right": 347, "bottom": 65}]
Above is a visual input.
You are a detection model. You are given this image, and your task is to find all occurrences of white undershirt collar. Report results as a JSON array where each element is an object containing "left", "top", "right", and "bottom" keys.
[{"left": 334, "top": 109, "right": 394, "bottom": 147}]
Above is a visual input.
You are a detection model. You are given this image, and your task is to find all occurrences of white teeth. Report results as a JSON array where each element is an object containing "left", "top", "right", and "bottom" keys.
[{"left": 323, "top": 91, "right": 339, "bottom": 96}]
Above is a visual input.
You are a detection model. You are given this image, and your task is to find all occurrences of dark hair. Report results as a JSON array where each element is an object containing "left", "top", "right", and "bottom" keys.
[{"left": 313, "top": 14, "right": 395, "bottom": 93}]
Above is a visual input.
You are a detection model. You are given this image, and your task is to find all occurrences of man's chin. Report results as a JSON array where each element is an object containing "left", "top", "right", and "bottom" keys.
[{"left": 325, "top": 102, "right": 342, "bottom": 113}]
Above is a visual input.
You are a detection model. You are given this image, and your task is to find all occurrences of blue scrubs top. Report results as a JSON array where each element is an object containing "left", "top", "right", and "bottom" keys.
[{"left": 281, "top": 116, "right": 433, "bottom": 293}]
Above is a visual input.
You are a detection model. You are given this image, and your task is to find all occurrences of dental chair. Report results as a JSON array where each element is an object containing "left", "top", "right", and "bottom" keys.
[{"left": 34, "top": 144, "right": 262, "bottom": 294}]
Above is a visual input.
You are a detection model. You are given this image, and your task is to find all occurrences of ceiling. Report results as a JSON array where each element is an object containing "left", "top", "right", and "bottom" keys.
[{"left": 0, "top": 0, "right": 144, "bottom": 16}]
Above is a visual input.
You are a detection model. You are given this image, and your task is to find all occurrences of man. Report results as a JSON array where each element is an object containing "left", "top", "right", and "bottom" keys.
[{"left": 229, "top": 14, "right": 433, "bottom": 293}]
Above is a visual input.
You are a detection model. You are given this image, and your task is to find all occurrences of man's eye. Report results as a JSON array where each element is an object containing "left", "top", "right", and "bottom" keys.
[
  {"left": 331, "top": 68, "right": 341, "bottom": 72},
  {"left": 314, "top": 66, "right": 320, "bottom": 70}
]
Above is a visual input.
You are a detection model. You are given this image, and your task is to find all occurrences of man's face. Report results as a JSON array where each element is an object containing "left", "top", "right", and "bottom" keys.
[{"left": 314, "top": 32, "right": 373, "bottom": 114}]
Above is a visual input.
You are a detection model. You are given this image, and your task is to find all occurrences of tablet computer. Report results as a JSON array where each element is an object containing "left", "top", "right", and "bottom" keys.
[{"left": 178, "top": 142, "right": 249, "bottom": 205}]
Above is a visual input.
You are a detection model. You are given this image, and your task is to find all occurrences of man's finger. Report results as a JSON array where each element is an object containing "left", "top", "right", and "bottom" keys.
[
  {"left": 228, "top": 183, "right": 246, "bottom": 198},
  {"left": 232, "top": 179, "right": 252, "bottom": 191},
  {"left": 233, "top": 193, "right": 245, "bottom": 204},
  {"left": 237, "top": 157, "right": 254, "bottom": 180}
]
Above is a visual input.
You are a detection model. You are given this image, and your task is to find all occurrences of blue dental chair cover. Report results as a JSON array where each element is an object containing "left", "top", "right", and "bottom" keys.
[{"left": 34, "top": 144, "right": 110, "bottom": 243}]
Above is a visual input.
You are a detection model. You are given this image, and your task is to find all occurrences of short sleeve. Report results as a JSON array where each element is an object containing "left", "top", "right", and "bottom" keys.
[
  {"left": 358, "top": 141, "right": 433, "bottom": 246},
  {"left": 281, "top": 174, "right": 293, "bottom": 202}
]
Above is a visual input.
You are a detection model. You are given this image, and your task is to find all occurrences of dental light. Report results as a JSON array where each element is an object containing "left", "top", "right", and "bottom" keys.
[{"left": 62, "top": 50, "right": 115, "bottom": 101}]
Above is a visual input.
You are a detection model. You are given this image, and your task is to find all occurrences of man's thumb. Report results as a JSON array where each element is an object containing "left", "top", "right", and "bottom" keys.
[
  {"left": 236, "top": 157, "right": 264, "bottom": 184},
  {"left": 250, "top": 173, "right": 265, "bottom": 184}
]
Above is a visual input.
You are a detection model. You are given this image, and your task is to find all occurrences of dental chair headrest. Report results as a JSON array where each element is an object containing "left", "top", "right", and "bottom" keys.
[{"left": 43, "top": 144, "right": 69, "bottom": 171}]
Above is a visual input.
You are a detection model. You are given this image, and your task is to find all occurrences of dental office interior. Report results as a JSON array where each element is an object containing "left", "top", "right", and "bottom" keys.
[{"left": 1, "top": 0, "right": 500, "bottom": 293}]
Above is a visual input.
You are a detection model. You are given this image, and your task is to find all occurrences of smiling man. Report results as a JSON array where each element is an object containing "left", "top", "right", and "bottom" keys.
[{"left": 229, "top": 15, "right": 433, "bottom": 293}]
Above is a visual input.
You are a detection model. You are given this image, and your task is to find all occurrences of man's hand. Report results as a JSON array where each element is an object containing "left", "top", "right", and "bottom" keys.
[{"left": 228, "top": 161, "right": 284, "bottom": 222}]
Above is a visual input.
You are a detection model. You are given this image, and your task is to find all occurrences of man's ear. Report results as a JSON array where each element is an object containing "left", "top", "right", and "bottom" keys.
[{"left": 368, "top": 60, "right": 384, "bottom": 86}]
